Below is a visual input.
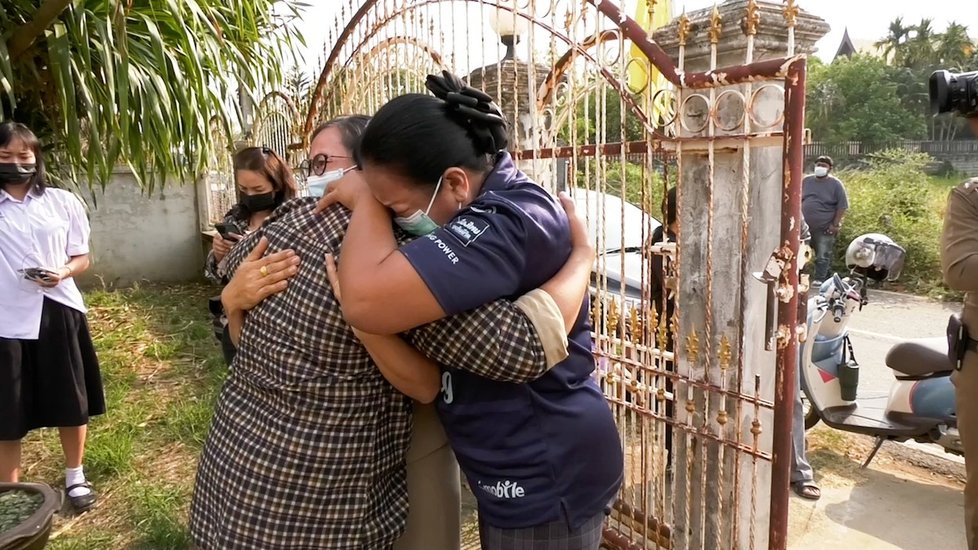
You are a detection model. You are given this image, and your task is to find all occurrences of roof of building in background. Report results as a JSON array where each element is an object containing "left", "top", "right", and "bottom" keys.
[{"left": 833, "top": 27, "right": 885, "bottom": 61}]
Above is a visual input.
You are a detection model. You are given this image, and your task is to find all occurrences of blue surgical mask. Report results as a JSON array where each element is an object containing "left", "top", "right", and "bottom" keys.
[
  {"left": 395, "top": 176, "right": 443, "bottom": 236},
  {"left": 307, "top": 166, "right": 356, "bottom": 198}
]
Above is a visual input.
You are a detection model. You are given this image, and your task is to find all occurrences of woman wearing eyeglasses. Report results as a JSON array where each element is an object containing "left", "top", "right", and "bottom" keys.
[
  {"left": 300, "top": 116, "right": 368, "bottom": 197},
  {"left": 205, "top": 146, "right": 298, "bottom": 364}
]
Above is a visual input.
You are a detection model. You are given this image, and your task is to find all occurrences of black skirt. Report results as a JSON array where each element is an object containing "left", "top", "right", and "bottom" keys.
[{"left": 0, "top": 298, "right": 105, "bottom": 440}]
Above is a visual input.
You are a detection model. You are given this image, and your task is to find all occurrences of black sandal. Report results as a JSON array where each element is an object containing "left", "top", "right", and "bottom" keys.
[{"left": 66, "top": 481, "right": 97, "bottom": 512}]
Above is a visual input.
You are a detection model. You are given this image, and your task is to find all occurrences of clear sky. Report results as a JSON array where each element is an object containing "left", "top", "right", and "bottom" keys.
[{"left": 288, "top": 0, "right": 976, "bottom": 77}]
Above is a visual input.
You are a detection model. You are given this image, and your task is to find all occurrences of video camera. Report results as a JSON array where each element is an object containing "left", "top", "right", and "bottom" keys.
[{"left": 929, "top": 70, "right": 978, "bottom": 117}]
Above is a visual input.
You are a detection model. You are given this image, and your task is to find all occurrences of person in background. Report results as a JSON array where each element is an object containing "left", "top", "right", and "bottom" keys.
[
  {"left": 205, "top": 146, "right": 298, "bottom": 364},
  {"left": 792, "top": 217, "right": 820, "bottom": 500},
  {"left": 941, "top": 112, "right": 978, "bottom": 549},
  {"left": 801, "top": 155, "right": 848, "bottom": 284},
  {"left": 648, "top": 186, "right": 677, "bottom": 463},
  {"left": 0, "top": 121, "right": 103, "bottom": 512}
]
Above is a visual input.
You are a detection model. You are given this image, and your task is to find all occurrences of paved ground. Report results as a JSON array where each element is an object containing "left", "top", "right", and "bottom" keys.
[
  {"left": 789, "top": 287, "right": 967, "bottom": 549},
  {"left": 845, "top": 288, "right": 964, "bottom": 463},
  {"left": 788, "top": 463, "right": 965, "bottom": 550}
]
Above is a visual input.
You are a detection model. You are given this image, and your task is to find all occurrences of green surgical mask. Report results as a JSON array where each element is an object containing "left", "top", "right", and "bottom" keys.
[{"left": 395, "top": 176, "right": 443, "bottom": 236}]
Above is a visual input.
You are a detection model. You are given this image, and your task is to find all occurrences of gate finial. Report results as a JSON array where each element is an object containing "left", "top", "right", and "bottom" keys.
[
  {"left": 677, "top": 11, "right": 691, "bottom": 47},
  {"left": 685, "top": 331, "right": 700, "bottom": 364},
  {"left": 719, "top": 335, "right": 732, "bottom": 369},
  {"left": 708, "top": 4, "right": 723, "bottom": 44},
  {"left": 743, "top": 0, "right": 760, "bottom": 36},
  {"left": 783, "top": 0, "right": 800, "bottom": 28}
]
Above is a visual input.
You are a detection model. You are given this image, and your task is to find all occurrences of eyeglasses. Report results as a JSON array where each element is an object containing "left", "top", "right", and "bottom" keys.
[{"left": 300, "top": 153, "right": 351, "bottom": 177}]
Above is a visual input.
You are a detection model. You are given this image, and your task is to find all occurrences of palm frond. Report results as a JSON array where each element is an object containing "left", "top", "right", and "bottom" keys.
[{"left": 2, "top": 0, "right": 305, "bottom": 193}]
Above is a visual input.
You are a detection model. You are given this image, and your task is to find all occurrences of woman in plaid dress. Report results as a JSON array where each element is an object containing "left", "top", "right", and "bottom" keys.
[{"left": 323, "top": 71, "right": 623, "bottom": 549}]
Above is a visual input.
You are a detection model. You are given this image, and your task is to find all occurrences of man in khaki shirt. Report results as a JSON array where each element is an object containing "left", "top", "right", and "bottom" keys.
[{"left": 941, "top": 114, "right": 978, "bottom": 549}]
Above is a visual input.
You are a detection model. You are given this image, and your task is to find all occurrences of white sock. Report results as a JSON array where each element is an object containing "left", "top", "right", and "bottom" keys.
[{"left": 65, "top": 466, "right": 91, "bottom": 498}]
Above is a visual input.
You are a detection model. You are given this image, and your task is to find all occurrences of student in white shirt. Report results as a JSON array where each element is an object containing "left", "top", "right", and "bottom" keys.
[{"left": 0, "top": 122, "right": 103, "bottom": 512}]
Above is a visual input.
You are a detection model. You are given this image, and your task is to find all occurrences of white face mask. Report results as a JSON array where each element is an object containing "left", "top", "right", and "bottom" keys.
[
  {"left": 814, "top": 166, "right": 829, "bottom": 178},
  {"left": 307, "top": 166, "right": 356, "bottom": 198}
]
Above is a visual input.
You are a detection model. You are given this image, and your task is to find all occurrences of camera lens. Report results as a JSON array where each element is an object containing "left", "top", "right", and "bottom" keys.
[
  {"left": 929, "top": 69, "right": 978, "bottom": 116},
  {"left": 929, "top": 70, "right": 951, "bottom": 115}
]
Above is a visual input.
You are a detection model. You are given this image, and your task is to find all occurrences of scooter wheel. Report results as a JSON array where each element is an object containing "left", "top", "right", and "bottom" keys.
[
  {"left": 800, "top": 392, "right": 820, "bottom": 430},
  {"left": 804, "top": 407, "right": 820, "bottom": 430}
]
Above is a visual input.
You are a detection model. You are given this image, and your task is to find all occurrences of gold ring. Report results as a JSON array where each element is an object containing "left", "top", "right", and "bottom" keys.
[{"left": 259, "top": 265, "right": 269, "bottom": 277}]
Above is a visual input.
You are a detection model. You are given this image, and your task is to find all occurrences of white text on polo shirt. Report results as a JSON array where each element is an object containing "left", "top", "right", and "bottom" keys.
[
  {"left": 447, "top": 216, "right": 490, "bottom": 247},
  {"left": 424, "top": 233, "right": 459, "bottom": 264},
  {"left": 478, "top": 480, "right": 526, "bottom": 499}
]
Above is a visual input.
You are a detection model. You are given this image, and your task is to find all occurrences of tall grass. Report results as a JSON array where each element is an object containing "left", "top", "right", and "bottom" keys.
[{"left": 834, "top": 150, "right": 954, "bottom": 297}]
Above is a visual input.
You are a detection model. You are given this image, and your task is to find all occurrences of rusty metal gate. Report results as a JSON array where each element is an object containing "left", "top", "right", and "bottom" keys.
[{"left": 233, "top": 1, "right": 809, "bottom": 548}]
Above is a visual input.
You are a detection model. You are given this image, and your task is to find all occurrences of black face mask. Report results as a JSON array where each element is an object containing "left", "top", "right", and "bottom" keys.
[
  {"left": 239, "top": 191, "right": 277, "bottom": 214},
  {"left": 0, "top": 163, "right": 37, "bottom": 187}
]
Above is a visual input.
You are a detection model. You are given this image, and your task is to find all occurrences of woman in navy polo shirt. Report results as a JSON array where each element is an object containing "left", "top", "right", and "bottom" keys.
[{"left": 323, "top": 71, "right": 623, "bottom": 548}]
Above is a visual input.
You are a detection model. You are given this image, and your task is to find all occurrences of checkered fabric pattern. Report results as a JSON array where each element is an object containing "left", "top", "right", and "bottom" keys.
[
  {"left": 204, "top": 207, "right": 248, "bottom": 284},
  {"left": 478, "top": 510, "right": 606, "bottom": 550},
  {"left": 190, "top": 198, "right": 548, "bottom": 550}
]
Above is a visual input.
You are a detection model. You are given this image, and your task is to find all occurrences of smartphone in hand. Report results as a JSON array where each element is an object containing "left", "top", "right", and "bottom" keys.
[
  {"left": 214, "top": 222, "right": 244, "bottom": 241},
  {"left": 18, "top": 267, "right": 58, "bottom": 283}
]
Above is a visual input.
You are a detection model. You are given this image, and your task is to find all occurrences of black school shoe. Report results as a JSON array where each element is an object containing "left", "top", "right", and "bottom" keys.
[{"left": 66, "top": 482, "right": 97, "bottom": 512}]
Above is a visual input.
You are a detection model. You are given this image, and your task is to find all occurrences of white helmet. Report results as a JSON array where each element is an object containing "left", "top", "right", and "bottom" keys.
[{"left": 845, "top": 233, "right": 906, "bottom": 281}]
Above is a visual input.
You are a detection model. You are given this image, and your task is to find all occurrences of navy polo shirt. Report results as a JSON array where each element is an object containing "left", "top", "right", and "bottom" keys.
[{"left": 399, "top": 153, "right": 624, "bottom": 529}]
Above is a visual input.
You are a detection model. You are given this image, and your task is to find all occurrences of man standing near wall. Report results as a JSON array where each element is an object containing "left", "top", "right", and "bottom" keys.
[{"left": 802, "top": 155, "right": 849, "bottom": 284}]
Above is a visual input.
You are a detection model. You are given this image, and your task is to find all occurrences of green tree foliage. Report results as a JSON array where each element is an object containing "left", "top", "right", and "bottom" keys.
[
  {"left": 835, "top": 150, "right": 946, "bottom": 293},
  {"left": 813, "top": 19, "right": 978, "bottom": 145},
  {"left": 806, "top": 55, "right": 927, "bottom": 145},
  {"left": 285, "top": 66, "right": 313, "bottom": 111},
  {"left": 0, "top": 0, "right": 304, "bottom": 191},
  {"left": 559, "top": 82, "right": 646, "bottom": 146}
]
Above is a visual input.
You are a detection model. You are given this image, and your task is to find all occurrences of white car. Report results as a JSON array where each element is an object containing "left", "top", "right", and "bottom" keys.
[{"left": 570, "top": 189, "right": 662, "bottom": 312}]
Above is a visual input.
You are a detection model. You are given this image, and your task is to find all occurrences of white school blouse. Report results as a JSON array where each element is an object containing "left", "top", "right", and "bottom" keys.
[{"left": 0, "top": 187, "right": 90, "bottom": 339}]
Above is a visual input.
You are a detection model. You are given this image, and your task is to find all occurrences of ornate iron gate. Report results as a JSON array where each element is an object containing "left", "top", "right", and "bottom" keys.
[{"left": 239, "top": 1, "right": 809, "bottom": 548}]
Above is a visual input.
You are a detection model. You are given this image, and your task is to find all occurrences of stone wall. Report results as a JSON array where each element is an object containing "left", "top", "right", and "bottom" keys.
[
  {"left": 948, "top": 153, "right": 978, "bottom": 176},
  {"left": 76, "top": 169, "right": 205, "bottom": 288}
]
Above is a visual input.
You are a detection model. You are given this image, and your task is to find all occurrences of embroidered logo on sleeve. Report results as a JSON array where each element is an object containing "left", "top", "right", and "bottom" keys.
[{"left": 446, "top": 216, "right": 491, "bottom": 247}]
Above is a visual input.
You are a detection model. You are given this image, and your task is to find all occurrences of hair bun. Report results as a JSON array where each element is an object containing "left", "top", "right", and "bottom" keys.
[{"left": 425, "top": 70, "right": 510, "bottom": 154}]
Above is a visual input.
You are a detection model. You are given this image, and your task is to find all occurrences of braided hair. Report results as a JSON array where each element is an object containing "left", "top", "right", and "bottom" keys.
[{"left": 357, "top": 70, "right": 510, "bottom": 186}]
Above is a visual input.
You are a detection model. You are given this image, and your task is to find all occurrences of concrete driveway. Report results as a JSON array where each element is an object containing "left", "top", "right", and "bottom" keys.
[{"left": 790, "top": 288, "right": 966, "bottom": 550}]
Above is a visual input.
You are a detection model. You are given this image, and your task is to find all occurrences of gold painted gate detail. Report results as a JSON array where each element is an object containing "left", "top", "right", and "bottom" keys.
[{"left": 231, "top": 2, "right": 814, "bottom": 548}]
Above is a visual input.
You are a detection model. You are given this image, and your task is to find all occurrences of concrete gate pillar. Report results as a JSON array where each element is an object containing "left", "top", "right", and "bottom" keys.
[{"left": 651, "top": 2, "right": 827, "bottom": 548}]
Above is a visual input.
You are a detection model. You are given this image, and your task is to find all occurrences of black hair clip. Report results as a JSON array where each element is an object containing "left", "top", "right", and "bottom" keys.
[{"left": 425, "top": 70, "right": 509, "bottom": 154}]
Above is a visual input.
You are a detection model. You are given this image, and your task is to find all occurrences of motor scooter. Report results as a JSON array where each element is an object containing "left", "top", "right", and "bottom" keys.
[{"left": 800, "top": 236, "right": 961, "bottom": 466}]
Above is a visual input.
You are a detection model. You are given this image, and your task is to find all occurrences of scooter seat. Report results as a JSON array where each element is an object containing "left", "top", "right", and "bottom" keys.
[{"left": 885, "top": 337, "right": 953, "bottom": 377}]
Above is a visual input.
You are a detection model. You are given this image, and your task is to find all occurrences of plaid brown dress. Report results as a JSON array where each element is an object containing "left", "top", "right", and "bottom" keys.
[{"left": 190, "top": 199, "right": 550, "bottom": 550}]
